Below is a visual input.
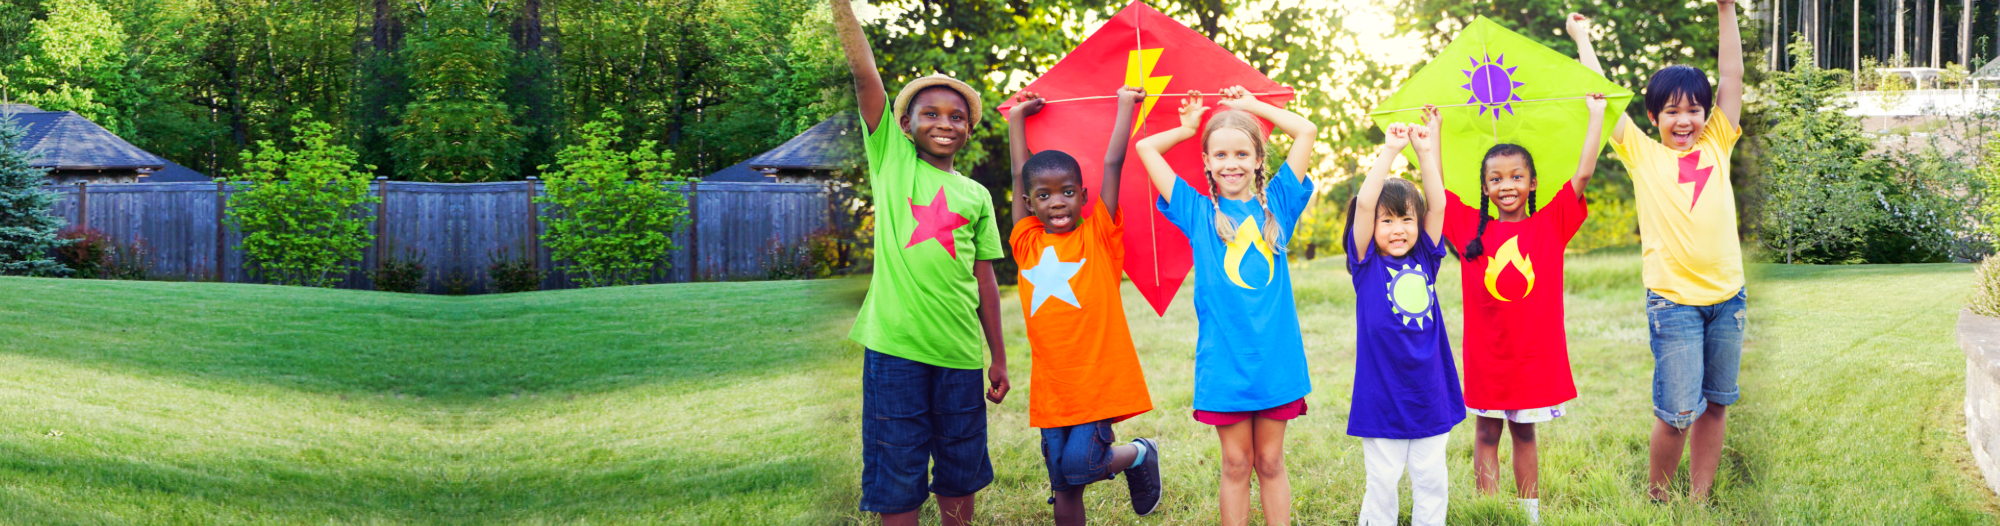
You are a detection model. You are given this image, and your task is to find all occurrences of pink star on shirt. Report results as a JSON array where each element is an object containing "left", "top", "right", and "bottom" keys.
[
  {"left": 1678, "top": 151, "right": 1712, "bottom": 210},
  {"left": 907, "top": 187, "right": 970, "bottom": 258}
]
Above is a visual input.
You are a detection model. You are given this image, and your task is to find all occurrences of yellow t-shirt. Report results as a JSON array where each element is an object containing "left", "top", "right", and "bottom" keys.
[{"left": 1610, "top": 111, "right": 1744, "bottom": 306}]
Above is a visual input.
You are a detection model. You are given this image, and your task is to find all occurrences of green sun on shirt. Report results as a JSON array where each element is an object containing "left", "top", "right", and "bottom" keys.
[{"left": 847, "top": 103, "right": 1004, "bottom": 370}]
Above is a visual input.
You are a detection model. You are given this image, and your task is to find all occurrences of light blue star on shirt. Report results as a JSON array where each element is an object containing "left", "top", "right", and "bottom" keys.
[{"left": 1021, "top": 245, "right": 1086, "bottom": 316}]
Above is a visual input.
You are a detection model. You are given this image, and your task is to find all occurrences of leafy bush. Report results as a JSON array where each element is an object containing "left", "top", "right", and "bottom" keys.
[
  {"left": 226, "top": 111, "right": 379, "bottom": 287},
  {"left": 537, "top": 110, "right": 689, "bottom": 287},
  {"left": 370, "top": 248, "right": 427, "bottom": 293},
  {"left": 53, "top": 226, "right": 110, "bottom": 278},
  {"left": 762, "top": 229, "right": 845, "bottom": 280},
  {"left": 487, "top": 248, "right": 543, "bottom": 293},
  {"left": 1972, "top": 256, "right": 2000, "bottom": 318}
]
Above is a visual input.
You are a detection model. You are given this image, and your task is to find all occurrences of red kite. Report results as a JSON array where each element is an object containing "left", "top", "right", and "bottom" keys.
[{"left": 998, "top": 1, "right": 1295, "bottom": 316}]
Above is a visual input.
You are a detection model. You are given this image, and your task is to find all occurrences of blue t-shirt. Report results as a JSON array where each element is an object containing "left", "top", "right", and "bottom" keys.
[
  {"left": 1344, "top": 226, "right": 1464, "bottom": 439},
  {"left": 1156, "top": 163, "right": 1312, "bottom": 412}
]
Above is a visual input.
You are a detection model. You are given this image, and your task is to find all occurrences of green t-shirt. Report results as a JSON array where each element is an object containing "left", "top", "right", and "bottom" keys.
[{"left": 847, "top": 102, "right": 1004, "bottom": 370}]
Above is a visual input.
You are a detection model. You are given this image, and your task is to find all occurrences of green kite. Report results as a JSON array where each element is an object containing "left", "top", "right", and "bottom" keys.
[{"left": 1370, "top": 17, "right": 1633, "bottom": 209}]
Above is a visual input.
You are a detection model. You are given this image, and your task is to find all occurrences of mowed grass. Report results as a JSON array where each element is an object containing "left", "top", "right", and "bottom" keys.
[
  {"left": 1, "top": 256, "right": 1996, "bottom": 524},
  {"left": 0, "top": 277, "right": 859, "bottom": 525}
]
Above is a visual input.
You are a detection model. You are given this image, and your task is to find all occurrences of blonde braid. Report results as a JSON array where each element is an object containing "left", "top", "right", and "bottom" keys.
[
  {"left": 1252, "top": 167, "right": 1286, "bottom": 254},
  {"left": 1208, "top": 170, "right": 1235, "bottom": 243}
]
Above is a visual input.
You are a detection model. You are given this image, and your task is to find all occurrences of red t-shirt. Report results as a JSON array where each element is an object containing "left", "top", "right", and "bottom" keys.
[{"left": 1443, "top": 181, "right": 1587, "bottom": 410}]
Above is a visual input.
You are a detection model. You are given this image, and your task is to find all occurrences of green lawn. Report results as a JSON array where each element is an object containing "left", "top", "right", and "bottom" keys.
[{"left": 0, "top": 256, "right": 1994, "bottom": 524}]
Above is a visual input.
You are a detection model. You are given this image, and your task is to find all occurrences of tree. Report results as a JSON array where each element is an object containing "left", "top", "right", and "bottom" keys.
[
  {"left": 227, "top": 111, "right": 379, "bottom": 287},
  {"left": 537, "top": 110, "right": 689, "bottom": 287},
  {"left": 0, "top": 118, "right": 70, "bottom": 276},
  {"left": 1760, "top": 37, "right": 1891, "bottom": 264},
  {"left": 7, "top": 0, "right": 137, "bottom": 136},
  {"left": 390, "top": 1, "right": 525, "bottom": 182}
]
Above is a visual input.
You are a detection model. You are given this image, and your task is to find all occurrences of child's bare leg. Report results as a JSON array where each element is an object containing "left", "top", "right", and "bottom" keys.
[
  {"left": 1473, "top": 416, "right": 1505, "bottom": 496},
  {"left": 1052, "top": 487, "right": 1086, "bottom": 526},
  {"left": 1688, "top": 402, "right": 1729, "bottom": 500},
  {"left": 1252, "top": 417, "right": 1292, "bottom": 525},
  {"left": 1648, "top": 417, "right": 1690, "bottom": 501},
  {"left": 1108, "top": 444, "right": 1138, "bottom": 474},
  {"left": 879, "top": 510, "right": 918, "bottom": 526},
  {"left": 1507, "top": 421, "right": 1539, "bottom": 499},
  {"left": 938, "top": 495, "right": 974, "bottom": 526},
  {"left": 1216, "top": 421, "right": 1256, "bottom": 526}
]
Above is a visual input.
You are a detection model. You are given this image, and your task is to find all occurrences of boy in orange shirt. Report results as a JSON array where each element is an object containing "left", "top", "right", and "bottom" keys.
[{"left": 1007, "top": 86, "right": 1162, "bottom": 524}]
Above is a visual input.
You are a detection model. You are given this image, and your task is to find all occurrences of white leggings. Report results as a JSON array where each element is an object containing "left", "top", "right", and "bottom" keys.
[{"left": 1359, "top": 433, "right": 1450, "bottom": 526}]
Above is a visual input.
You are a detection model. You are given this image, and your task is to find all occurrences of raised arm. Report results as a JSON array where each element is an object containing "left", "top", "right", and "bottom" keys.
[
  {"left": 1216, "top": 85, "right": 1318, "bottom": 182},
  {"left": 1007, "top": 91, "right": 1045, "bottom": 223},
  {"left": 1352, "top": 123, "right": 1413, "bottom": 264},
  {"left": 1101, "top": 86, "right": 1143, "bottom": 217},
  {"left": 1715, "top": 0, "right": 1743, "bottom": 127},
  {"left": 1134, "top": 91, "right": 1206, "bottom": 203},
  {"left": 831, "top": 0, "right": 887, "bottom": 133},
  {"left": 1575, "top": 93, "right": 1608, "bottom": 192},
  {"left": 1568, "top": 13, "right": 1634, "bottom": 139},
  {"left": 1413, "top": 107, "right": 1446, "bottom": 241}
]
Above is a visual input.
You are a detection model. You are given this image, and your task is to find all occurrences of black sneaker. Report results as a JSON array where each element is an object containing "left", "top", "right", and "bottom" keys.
[{"left": 1125, "top": 437, "right": 1163, "bottom": 516}]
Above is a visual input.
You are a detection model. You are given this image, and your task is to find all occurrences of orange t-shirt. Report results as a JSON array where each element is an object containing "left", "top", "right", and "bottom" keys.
[{"left": 1010, "top": 200, "right": 1153, "bottom": 428}]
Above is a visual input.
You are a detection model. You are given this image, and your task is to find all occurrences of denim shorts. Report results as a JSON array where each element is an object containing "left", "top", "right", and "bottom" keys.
[
  {"left": 859, "top": 348, "right": 993, "bottom": 514},
  {"left": 1040, "top": 419, "right": 1116, "bottom": 494},
  {"left": 1646, "top": 288, "right": 1746, "bottom": 429}
]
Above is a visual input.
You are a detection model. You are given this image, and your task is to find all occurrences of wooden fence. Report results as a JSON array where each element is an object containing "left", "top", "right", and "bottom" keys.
[{"left": 42, "top": 180, "right": 837, "bottom": 293}]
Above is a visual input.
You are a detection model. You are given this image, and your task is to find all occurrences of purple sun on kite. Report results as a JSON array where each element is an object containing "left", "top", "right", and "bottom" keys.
[{"left": 1462, "top": 53, "right": 1524, "bottom": 118}]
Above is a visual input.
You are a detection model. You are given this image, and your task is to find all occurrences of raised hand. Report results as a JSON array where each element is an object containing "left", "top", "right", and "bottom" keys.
[
  {"left": 1215, "top": 85, "right": 1256, "bottom": 110},
  {"left": 1384, "top": 122, "right": 1412, "bottom": 151},
  {"left": 1011, "top": 90, "right": 1046, "bottom": 118},
  {"left": 1176, "top": 90, "right": 1207, "bottom": 131},
  {"left": 1411, "top": 106, "right": 1441, "bottom": 155},
  {"left": 1566, "top": 13, "right": 1592, "bottom": 42},
  {"left": 1584, "top": 92, "right": 1607, "bottom": 113},
  {"left": 1117, "top": 85, "right": 1147, "bottom": 106}
]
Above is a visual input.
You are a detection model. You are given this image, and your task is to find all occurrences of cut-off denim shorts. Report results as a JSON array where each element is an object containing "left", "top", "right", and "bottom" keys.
[{"left": 1646, "top": 288, "right": 1746, "bottom": 429}]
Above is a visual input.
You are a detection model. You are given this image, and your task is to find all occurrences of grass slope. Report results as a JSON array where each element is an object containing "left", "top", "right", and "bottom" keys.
[{"left": 0, "top": 257, "right": 1993, "bottom": 524}]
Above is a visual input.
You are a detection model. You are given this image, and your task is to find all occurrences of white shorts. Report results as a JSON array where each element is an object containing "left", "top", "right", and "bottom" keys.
[{"left": 1467, "top": 403, "right": 1566, "bottom": 424}]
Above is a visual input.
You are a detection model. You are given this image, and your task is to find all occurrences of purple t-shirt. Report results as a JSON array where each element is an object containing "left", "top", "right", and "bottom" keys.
[{"left": 1344, "top": 227, "right": 1464, "bottom": 439}]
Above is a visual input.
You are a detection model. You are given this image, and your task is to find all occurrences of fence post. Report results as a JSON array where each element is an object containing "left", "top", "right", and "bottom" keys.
[
  {"left": 687, "top": 181, "right": 700, "bottom": 281},
  {"left": 375, "top": 176, "right": 390, "bottom": 270},
  {"left": 525, "top": 176, "right": 539, "bottom": 273},
  {"left": 214, "top": 178, "right": 226, "bottom": 282},
  {"left": 75, "top": 181, "right": 87, "bottom": 231}
]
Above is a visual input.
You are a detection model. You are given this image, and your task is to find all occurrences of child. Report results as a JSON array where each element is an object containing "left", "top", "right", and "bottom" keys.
[
  {"left": 833, "top": 2, "right": 1009, "bottom": 524},
  {"left": 1346, "top": 108, "right": 1462, "bottom": 526},
  {"left": 1571, "top": 1, "right": 1748, "bottom": 503},
  {"left": 1006, "top": 85, "right": 1164, "bottom": 525},
  {"left": 1134, "top": 86, "right": 1317, "bottom": 526},
  {"left": 1441, "top": 92, "right": 1608, "bottom": 524}
]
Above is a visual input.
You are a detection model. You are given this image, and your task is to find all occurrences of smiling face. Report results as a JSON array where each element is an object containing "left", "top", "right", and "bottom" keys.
[
  {"left": 1648, "top": 93, "right": 1708, "bottom": 152},
  {"left": 1373, "top": 206, "right": 1421, "bottom": 258},
  {"left": 901, "top": 86, "right": 971, "bottom": 160},
  {"left": 1481, "top": 153, "right": 1536, "bottom": 219},
  {"left": 1026, "top": 169, "right": 1087, "bottom": 234},
  {"left": 1203, "top": 127, "right": 1262, "bottom": 200}
]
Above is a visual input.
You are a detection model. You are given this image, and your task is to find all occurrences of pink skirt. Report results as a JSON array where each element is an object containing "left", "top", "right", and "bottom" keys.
[{"left": 1192, "top": 398, "right": 1308, "bottom": 426}]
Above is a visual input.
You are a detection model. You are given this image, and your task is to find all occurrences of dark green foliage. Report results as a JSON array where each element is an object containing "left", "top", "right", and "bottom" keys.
[
  {"left": 486, "top": 248, "right": 542, "bottom": 293},
  {"left": 390, "top": 2, "right": 524, "bottom": 183},
  {"left": 0, "top": 118, "right": 68, "bottom": 276},
  {"left": 371, "top": 248, "right": 428, "bottom": 293}
]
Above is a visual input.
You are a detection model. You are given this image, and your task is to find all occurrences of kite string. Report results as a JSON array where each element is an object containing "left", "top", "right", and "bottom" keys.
[
  {"left": 1371, "top": 94, "right": 1607, "bottom": 116},
  {"left": 1040, "top": 91, "right": 1297, "bottom": 105}
]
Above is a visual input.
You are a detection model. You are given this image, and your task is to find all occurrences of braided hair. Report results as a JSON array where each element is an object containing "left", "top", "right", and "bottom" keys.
[
  {"left": 1462, "top": 143, "right": 1538, "bottom": 260},
  {"left": 1201, "top": 109, "right": 1286, "bottom": 253}
]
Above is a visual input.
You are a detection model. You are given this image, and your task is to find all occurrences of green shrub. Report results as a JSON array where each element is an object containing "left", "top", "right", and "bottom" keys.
[
  {"left": 370, "top": 248, "right": 427, "bottom": 293},
  {"left": 226, "top": 111, "right": 379, "bottom": 287},
  {"left": 53, "top": 226, "right": 109, "bottom": 278},
  {"left": 1972, "top": 256, "right": 2000, "bottom": 318},
  {"left": 537, "top": 110, "right": 689, "bottom": 287},
  {"left": 487, "top": 248, "right": 542, "bottom": 293}
]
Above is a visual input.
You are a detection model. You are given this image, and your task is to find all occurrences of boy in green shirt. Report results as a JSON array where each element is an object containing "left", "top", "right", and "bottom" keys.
[{"left": 831, "top": 1, "right": 1009, "bottom": 525}]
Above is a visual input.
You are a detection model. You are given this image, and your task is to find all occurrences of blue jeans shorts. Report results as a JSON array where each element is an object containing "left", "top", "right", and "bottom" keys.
[
  {"left": 859, "top": 349, "right": 993, "bottom": 514},
  {"left": 1646, "top": 288, "right": 1746, "bottom": 429},
  {"left": 1040, "top": 419, "right": 1116, "bottom": 495}
]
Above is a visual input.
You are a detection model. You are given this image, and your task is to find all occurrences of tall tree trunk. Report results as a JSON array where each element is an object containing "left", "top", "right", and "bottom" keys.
[
  {"left": 1962, "top": 0, "right": 1972, "bottom": 67},
  {"left": 1898, "top": 0, "right": 1907, "bottom": 64},
  {"left": 373, "top": 0, "right": 403, "bottom": 52},
  {"left": 1931, "top": 0, "right": 1942, "bottom": 67},
  {"left": 1854, "top": 0, "right": 1861, "bottom": 76}
]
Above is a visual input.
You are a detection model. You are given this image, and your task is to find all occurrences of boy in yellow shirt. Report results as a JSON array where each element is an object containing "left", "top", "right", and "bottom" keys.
[{"left": 1570, "top": 0, "right": 1745, "bottom": 504}]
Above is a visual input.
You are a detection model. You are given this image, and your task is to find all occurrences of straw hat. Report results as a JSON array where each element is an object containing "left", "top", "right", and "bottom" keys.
[{"left": 893, "top": 74, "right": 983, "bottom": 130}]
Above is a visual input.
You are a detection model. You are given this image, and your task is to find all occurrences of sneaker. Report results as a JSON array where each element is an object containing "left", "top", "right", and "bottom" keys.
[{"left": 1125, "top": 437, "right": 1163, "bottom": 516}]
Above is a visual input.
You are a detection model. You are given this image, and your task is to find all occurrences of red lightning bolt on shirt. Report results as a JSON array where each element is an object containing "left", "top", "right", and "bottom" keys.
[{"left": 1677, "top": 151, "right": 1712, "bottom": 210}]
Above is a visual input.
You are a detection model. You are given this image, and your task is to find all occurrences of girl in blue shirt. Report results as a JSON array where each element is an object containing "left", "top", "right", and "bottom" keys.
[{"left": 1134, "top": 86, "right": 1317, "bottom": 526}]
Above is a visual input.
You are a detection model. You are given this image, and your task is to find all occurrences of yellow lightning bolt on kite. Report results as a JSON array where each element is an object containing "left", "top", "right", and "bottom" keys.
[
  {"left": 1126, "top": 48, "right": 1173, "bottom": 124},
  {"left": 1482, "top": 236, "right": 1536, "bottom": 302}
]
